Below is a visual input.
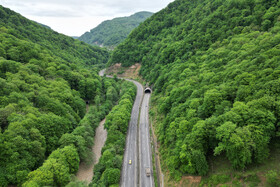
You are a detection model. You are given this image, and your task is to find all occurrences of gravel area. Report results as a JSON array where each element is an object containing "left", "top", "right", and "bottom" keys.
[{"left": 76, "top": 119, "right": 107, "bottom": 184}]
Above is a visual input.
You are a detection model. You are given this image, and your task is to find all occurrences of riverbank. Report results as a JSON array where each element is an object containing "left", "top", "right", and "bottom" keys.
[{"left": 76, "top": 119, "right": 107, "bottom": 184}]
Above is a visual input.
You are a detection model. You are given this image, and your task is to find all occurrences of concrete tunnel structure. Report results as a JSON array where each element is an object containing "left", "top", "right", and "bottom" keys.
[{"left": 144, "top": 87, "right": 152, "bottom": 94}]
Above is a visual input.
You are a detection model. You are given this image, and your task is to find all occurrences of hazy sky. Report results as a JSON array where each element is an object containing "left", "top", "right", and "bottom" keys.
[{"left": 0, "top": 0, "right": 174, "bottom": 36}]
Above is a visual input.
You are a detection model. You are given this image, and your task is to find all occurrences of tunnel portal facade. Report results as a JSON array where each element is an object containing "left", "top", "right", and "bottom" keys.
[{"left": 144, "top": 87, "right": 152, "bottom": 94}]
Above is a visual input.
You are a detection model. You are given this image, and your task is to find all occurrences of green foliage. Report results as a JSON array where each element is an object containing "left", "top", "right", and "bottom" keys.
[
  {"left": 23, "top": 146, "right": 79, "bottom": 187},
  {"left": 66, "top": 180, "right": 88, "bottom": 187},
  {"left": 109, "top": 0, "right": 280, "bottom": 179},
  {"left": 201, "top": 174, "right": 231, "bottom": 186},
  {"left": 0, "top": 5, "right": 111, "bottom": 186},
  {"left": 79, "top": 11, "right": 153, "bottom": 48},
  {"left": 90, "top": 81, "right": 136, "bottom": 186},
  {"left": 266, "top": 170, "right": 280, "bottom": 187},
  {"left": 0, "top": 6, "right": 109, "bottom": 67},
  {"left": 244, "top": 174, "right": 261, "bottom": 186},
  {"left": 101, "top": 168, "right": 121, "bottom": 186},
  {"left": 20, "top": 77, "right": 122, "bottom": 187}
]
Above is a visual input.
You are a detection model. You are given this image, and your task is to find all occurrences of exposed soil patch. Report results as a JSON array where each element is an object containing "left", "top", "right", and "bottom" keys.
[
  {"left": 258, "top": 173, "right": 267, "bottom": 186},
  {"left": 182, "top": 176, "right": 201, "bottom": 185},
  {"left": 106, "top": 63, "right": 143, "bottom": 81},
  {"left": 76, "top": 119, "right": 107, "bottom": 184}
]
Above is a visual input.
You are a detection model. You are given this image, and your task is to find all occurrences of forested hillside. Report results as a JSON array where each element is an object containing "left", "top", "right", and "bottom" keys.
[
  {"left": 0, "top": 5, "right": 114, "bottom": 186},
  {"left": 23, "top": 80, "right": 136, "bottom": 187},
  {"left": 0, "top": 5, "right": 108, "bottom": 68},
  {"left": 90, "top": 81, "right": 136, "bottom": 186},
  {"left": 110, "top": 0, "right": 280, "bottom": 180},
  {"left": 79, "top": 11, "right": 153, "bottom": 48}
]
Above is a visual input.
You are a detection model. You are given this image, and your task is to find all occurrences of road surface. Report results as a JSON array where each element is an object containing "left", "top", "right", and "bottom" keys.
[
  {"left": 99, "top": 69, "right": 154, "bottom": 187},
  {"left": 139, "top": 93, "right": 154, "bottom": 187},
  {"left": 121, "top": 79, "right": 143, "bottom": 187}
]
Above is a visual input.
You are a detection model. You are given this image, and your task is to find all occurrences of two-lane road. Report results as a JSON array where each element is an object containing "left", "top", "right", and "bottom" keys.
[
  {"left": 121, "top": 79, "right": 143, "bottom": 187},
  {"left": 139, "top": 93, "right": 154, "bottom": 187},
  {"left": 99, "top": 69, "right": 154, "bottom": 187}
]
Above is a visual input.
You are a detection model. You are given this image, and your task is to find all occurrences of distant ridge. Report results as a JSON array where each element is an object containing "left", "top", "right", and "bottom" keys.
[
  {"left": 79, "top": 11, "right": 153, "bottom": 48},
  {"left": 36, "top": 22, "right": 52, "bottom": 30}
]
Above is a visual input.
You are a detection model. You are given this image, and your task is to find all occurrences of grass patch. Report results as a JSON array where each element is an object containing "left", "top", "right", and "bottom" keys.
[
  {"left": 200, "top": 174, "right": 231, "bottom": 186},
  {"left": 200, "top": 139, "right": 280, "bottom": 186},
  {"left": 266, "top": 170, "right": 280, "bottom": 187},
  {"left": 151, "top": 137, "right": 158, "bottom": 187},
  {"left": 117, "top": 69, "right": 125, "bottom": 74},
  {"left": 244, "top": 174, "right": 261, "bottom": 185}
]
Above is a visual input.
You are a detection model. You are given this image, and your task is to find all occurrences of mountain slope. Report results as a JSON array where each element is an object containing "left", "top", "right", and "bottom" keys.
[
  {"left": 109, "top": 0, "right": 280, "bottom": 181},
  {"left": 0, "top": 5, "right": 112, "bottom": 186},
  {"left": 79, "top": 11, "right": 153, "bottom": 48},
  {"left": 0, "top": 5, "right": 109, "bottom": 67}
]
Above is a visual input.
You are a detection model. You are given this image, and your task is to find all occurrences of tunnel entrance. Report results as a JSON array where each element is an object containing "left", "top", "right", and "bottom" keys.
[{"left": 144, "top": 87, "right": 152, "bottom": 94}]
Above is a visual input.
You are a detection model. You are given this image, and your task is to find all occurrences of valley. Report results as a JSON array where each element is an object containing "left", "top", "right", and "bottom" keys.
[{"left": 1, "top": 0, "right": 280, "bottom": 186}]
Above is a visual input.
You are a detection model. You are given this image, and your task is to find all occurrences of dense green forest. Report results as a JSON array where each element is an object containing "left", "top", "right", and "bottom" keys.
[
  {"left": 64, "top": 80, "right": 136, "bottom": 187},
  {"left": 0, "top": 5, "right": 125, "bottom": 186},
  {"left": 0, "top": 5, "right": 108, "bottom": 68},
  {"left": 23, "top": 79, "right": 135, "bottom": 187},
  {"left": 110, "top": 0, "right": 280, "bottom": 180},
  {"left": 79, "top": 11, "right": 153, "bottom": 48},
  {"left": 90, "top": 81, "right": 136, "bottom": 186}
]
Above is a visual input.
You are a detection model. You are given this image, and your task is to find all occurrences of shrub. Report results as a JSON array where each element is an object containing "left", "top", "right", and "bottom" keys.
[{"left": 266, "top": 170, "right": 280, "bottom": 186}]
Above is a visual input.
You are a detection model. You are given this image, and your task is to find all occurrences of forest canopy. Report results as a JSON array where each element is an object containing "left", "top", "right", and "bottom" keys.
[
  {"left": 109, "top": 0, "right": 280, "bottom": 179},
  {"left": 0, "top": 5, "right": 112, "bottom": 186},
  {"left": 79, "top": 11, "right": 153, "bottom": 48}
]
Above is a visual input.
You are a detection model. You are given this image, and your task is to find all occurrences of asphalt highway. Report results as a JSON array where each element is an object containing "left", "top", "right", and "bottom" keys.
[
  {"left": 139, "top": 93, "right": 154, "bottom": 187},
  {"left": 99, "top": 69, "right": 154, "bottom": 187},
  {"left": 121, "top": 79, "right": 143, "bottom": 187}
]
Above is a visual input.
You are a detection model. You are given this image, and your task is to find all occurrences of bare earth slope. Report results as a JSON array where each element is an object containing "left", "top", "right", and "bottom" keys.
[{"left": 76, "top": 119, "right": 107, "bottom": 184}]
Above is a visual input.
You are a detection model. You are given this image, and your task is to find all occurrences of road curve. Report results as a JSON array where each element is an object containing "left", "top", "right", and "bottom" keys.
[{"left": 99, "top": 69, "right": 154, "bottom": 187}]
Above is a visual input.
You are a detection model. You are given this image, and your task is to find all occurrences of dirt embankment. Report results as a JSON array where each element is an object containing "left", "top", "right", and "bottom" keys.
[
  {"left": 106, "top": 63, "right": 143, "bottom": 81},
  {"left": 76, "top": 119, "right": 107, "bottom": 184}
]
